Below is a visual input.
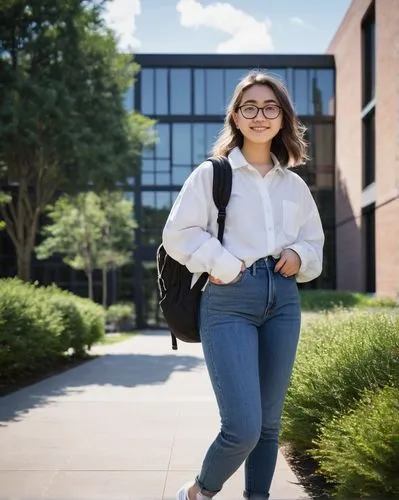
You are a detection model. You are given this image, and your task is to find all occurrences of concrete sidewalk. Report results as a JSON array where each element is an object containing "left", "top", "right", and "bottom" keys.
[{"left": 0, "top": 331, "right": 308, "bottom": 500}]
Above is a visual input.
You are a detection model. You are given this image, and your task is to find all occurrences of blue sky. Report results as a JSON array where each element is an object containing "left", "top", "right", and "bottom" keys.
[{"left": 104, "top": 0, "right": 352, "bottom": 54}]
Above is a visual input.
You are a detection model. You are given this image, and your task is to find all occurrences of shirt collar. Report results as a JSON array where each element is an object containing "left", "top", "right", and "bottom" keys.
[{"left": 227, "top": 147, "right": 286, "bottom": 176}]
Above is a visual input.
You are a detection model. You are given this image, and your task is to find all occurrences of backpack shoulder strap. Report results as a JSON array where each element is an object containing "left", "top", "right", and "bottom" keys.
[{"left": 207, "top": 156, "right": 232, "bottom": 244}]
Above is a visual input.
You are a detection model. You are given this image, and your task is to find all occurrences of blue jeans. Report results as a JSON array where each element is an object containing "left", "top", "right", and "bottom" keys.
[{"left": 196, "top": 257, "right": 301, "bottom": 499}]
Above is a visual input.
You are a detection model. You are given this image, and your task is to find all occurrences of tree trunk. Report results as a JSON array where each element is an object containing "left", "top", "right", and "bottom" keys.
[
  {"left": 16, "top": 247, "right": 32, "bottom": 281},
  {"left": 102, "top": 265, "right": 108, "bottom": 309},
  {"left": 1, "top": 188, "right": 40, "bottom": 282},
  {"left": 87, "top": 270, "right": 93, "bottom": 300}
]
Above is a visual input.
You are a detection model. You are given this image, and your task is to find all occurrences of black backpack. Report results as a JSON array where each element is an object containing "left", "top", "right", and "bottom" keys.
[{"left": 156, "top": 157, "right": 233, "bottom": 350}]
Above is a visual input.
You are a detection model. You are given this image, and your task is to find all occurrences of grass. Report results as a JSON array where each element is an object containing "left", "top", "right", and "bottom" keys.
[
  {"left": 300, "top": 290, "right": 398, "bottom": 311},
  {"left": 95, "top": 331, "right": 139, "bottom": 345}
]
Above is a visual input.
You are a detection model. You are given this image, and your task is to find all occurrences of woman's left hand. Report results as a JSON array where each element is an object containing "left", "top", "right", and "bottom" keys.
[{"left": 274, "top": 249, "right": 301, "bottom": 278}]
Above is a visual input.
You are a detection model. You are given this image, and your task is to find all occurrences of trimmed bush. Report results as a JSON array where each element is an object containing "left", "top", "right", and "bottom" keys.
[
  {"left": 281, "top": 310, "right": 399, "bottom": 452},
  {"left": 312, "top": 386, "right": 399, "bottom": 498},
  {"left": 0, "top": 280, "right": 64, "bottom": 380},
  {"left": 0, "top": 279, "right": 105, "bottom": 381},
  {"left": 72, "top": 295, "right": 105, "bottom": 350},
  {"left": 43, "top": 284, "right": 105, "bottom": 354},
  {"left": 300, "top": 290, "right": 397, "bottom": 311},
  {"left": 106, "top": 303, "right": 135, "bottom": 332}
]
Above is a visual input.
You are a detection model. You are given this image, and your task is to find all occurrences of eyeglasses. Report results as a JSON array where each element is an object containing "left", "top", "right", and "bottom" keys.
[{"left": 238, "top": 104, "right": 282, "bottom": 120}]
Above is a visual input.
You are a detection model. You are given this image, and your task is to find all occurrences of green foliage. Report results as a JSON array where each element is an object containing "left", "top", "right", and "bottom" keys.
[
  {"left": 0, "top": 0, "right": 155, "bottom": 279},
  {"left": 281, "top": 310, "right": 399, "bottom": 451},
  {"left": 36, "top": 192, "right": 105, "bottom": 270},
  {"left": 0, "top": 280, "right": 64, "bottom": 380},
  {"left": 36, "top": 191, "right": 136, "bottom": 300},
  {"left": 106, "top": 303, "right": 135, "bottom": 331},
  {"left": 44, "top": 284, "right": 105, "bottom": 353},
  {"left": 313, "top": 386, "right": 399, "bottom": 498},
  {"left": 96, "top": 191, "right": 137, "bottom": 271},
  {"left": 300, "top": 290, "right": 397, "bottom": 311},
  {"left": 68, "top": 295, "right": 105, "bottom": 352},
  {"left": 0, "top": 279, "right": 105, "bottom": 381}
]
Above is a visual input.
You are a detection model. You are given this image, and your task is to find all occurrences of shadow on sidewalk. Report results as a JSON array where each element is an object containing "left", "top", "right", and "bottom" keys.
[{"left": 0, "top": 351, "right": 204, "bottom": 424}]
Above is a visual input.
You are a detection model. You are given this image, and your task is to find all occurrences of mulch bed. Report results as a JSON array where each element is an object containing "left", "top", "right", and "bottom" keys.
[{"left": 280, "top": 444, "right": 333, "bottom": 499}]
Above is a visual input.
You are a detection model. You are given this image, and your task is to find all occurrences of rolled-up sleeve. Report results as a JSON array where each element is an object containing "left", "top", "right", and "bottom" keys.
[
  {"left": 288, "top": 186, "right": 325, "bottom": 283},
  {"left": 162, "top": 162, "right": 242, "bottom": 284}
]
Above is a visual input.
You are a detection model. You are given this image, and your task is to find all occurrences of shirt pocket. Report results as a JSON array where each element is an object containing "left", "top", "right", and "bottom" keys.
[{"left": 282, "top": 200, "right": 300, "bottom": 238}]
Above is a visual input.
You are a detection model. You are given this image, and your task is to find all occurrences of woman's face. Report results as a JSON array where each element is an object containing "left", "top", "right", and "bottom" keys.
[{"left": 233, "top": 84, "right": 283, "bottom": 147}]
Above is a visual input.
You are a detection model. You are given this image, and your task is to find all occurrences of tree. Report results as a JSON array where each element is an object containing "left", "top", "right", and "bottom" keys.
[
  {"left": 0, "top": 0, "right": 155, "bottom": 280},
  {"left": 36, "top": 193, "right": 105, "bottom": 300},
  {"left": 96, "top": 191, "right": 136, "bottom": 307},
  {"left": 36, "top": 191, "right": 136, "bottom": 303}
]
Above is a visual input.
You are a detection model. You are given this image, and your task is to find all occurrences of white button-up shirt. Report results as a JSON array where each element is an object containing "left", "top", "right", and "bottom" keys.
[{"left": 162, "top": 147, "right": 325, "bottom": 285}]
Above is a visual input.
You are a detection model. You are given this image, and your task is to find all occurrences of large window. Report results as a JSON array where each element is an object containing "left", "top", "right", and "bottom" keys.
[
  {"left": 141, "top": 123, "right": 223, "bottom": 186},
  {"left": 363, "top": 110, "right": 375, "bottom": 187},
  {"left": 362, "top": 204, "right": 375, "bottom": 292},
  {"left": 141, "top": 68, "right": 154, "bottom": 115},
  {"left": 142, "top": 124, "right": 170, "bottom": 186},
  {"left": 140, "top": 67, "right": 334, "bottom": 118},
  {"left": 170, "top": 69, "right": 191, "bottom": 114},
  {"left": 362, "top": 4, "right": 375, "bottom": 106},
  {"left": 361, "top": 3, "right": 375, "bottom": 189},
  {"left": 293, "top": 69, "right": 334, "bottom": 115},
  {"left": 155, "top": 69, "right": 168, "bottom": 115},
  {"left": 141, "top": 191, "right": 177, "bottom": 246},
  {"left": 194, "top": 69, "right": 225, "bottom": 115}
]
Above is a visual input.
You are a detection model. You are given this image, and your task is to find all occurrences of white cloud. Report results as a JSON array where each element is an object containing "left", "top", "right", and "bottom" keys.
[
  {"left": 176, "top": 0, "right": 274, "bottom": 53},
  {"left": 289, "top": 16, "right": 306, "bottom": 27},
  {"left": 103, "top": 0, "right": 141, "bottom": 52}
]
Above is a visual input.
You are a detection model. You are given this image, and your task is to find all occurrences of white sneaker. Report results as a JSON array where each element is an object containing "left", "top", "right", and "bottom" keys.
[{"left": 176, "top": 482, "right": 212, "bottom": 500}]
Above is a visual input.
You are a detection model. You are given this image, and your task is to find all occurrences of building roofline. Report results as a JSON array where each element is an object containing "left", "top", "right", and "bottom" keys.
[{"left": 134, "top": 53, "right": 335, "bottom": 69}]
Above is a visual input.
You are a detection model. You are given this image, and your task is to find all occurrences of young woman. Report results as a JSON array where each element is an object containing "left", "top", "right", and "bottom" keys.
[{"left": 162, "top": 71, "right": 324, "bottom": 500}]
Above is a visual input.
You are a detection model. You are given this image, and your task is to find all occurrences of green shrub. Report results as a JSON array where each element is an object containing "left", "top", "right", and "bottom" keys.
[
  {"left": 281, "top": 310, "right": 399, "bottom": 452},
  {"left": 45, "top": 285, "right": 105, "bottom": 353},
  {"left": 72, "top": 296, "right": 105, "bottom": 349},
  {"left": 106, "top": 303, "right": 135, "bottom": 331},
  {"left": 42, "top": 292, "right": 88, "bottom": 354},
  {"left": 0, "top": 279, "right": 64, "bottom": 380},
  {"left": 0, "top": 279, "right": 105, "bottom": 380},
  {"left": 312, "top": 386, "right": 399, "bottom": 498},
  {"left": 300, "top": 290, "right": 397, "bottom": 311}
]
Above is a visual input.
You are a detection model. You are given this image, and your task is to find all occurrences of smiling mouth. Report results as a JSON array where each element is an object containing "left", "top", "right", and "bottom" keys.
[{"left": 250, "top": 127, "right": 270, "bottom": 131}]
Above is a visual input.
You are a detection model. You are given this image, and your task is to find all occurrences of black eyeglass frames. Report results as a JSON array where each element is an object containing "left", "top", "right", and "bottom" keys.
[{"left": 237, "top": 104, "right": 282, "bottom": 120}]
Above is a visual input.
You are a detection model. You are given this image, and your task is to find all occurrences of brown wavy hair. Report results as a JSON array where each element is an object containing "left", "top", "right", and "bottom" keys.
[{"left": 212, "top": 71, "right": 308, "bottom": 167}]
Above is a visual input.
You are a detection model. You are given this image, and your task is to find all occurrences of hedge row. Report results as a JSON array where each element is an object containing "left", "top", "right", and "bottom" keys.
[
  {"left": 281, "top": 310, "right": 399, "bottom": 497},
  {"left": 0, "top": 279, "right": 105, "bottom": 382},
  {"left": 299, "top": 289, "right": 397, "bottom": 311}
]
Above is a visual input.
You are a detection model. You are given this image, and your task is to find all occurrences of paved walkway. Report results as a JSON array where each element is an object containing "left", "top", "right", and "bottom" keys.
[{"left": 0, "top": 331, "right": 308, "bottom": 500}]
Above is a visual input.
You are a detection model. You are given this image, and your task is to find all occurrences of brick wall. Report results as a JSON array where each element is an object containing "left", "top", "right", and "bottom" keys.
[
  {"left": 327, "top": 0, "right": 373, "bottom": 291},
  {"left": 375, "top": 0, "right": 399, "bottom": 298},
  {"left": 327, "top": 0, "right": 399, "bottom": 298}
]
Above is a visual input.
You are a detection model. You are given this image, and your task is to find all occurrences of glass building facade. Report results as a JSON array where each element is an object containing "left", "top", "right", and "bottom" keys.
[
  {"left": 0, "top": 54, "right": 335, "bottom": 327},
  {"left": 132, "top": 54, "right": 336, "bottom": 328}
]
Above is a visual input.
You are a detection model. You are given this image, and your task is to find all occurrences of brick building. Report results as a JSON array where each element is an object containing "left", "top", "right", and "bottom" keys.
[{"left": 327, "top": 0, "right": 399, "bottom": 299}]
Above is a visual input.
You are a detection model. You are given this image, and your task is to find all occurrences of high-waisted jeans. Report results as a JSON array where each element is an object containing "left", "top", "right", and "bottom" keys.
[{"left": 196, "top": 256, "right": 301, "bottom": 499}]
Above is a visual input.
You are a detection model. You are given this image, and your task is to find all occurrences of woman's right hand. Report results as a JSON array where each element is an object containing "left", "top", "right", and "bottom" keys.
[{"left": 209, "top": 261, "right": 246, "bottom": 285}]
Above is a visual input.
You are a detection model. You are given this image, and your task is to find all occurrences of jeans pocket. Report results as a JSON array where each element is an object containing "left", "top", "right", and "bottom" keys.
[
  {"left": 212, "top": 269, "right": 247, "bottom": 287},
  {"left": 279, "top": 272, "right": 296, "bottom": 281}
]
